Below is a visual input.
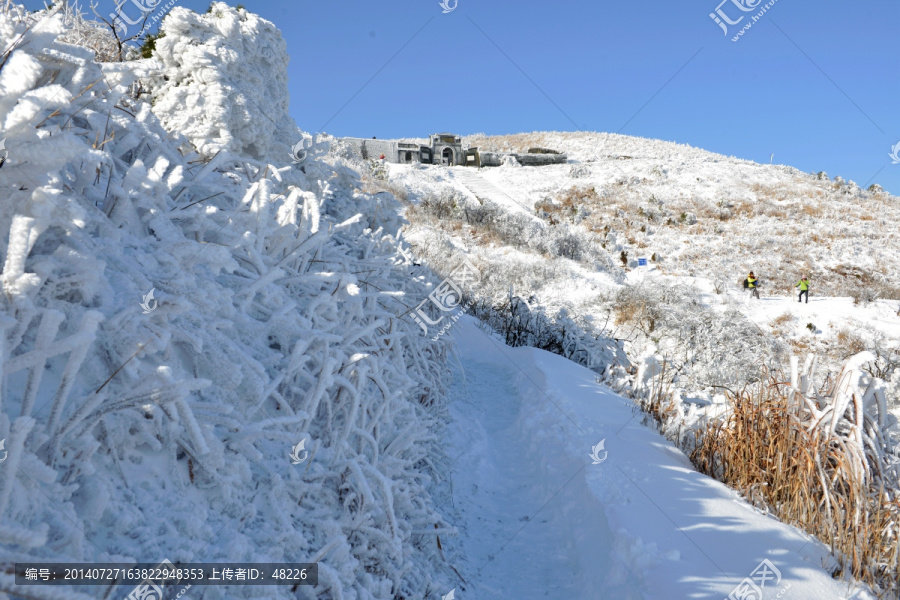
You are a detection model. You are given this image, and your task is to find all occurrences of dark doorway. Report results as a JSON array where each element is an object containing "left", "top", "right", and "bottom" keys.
[{"left": 442, "top": 147, "right": 454, "bottom": 166}]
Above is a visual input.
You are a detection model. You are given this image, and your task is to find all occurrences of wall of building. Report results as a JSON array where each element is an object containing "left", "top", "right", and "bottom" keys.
[
  {"left": 396, "top": 143, "right": 424, "bottom": 164},
  {"left": 514, "top": 153, "right": 568, "bottom": 166},
  {"left": 479, "top": 152, "right": 503, "bottom": 167},
  {"left": 342, "top": 138, "right": 399, "bottom": 161}
]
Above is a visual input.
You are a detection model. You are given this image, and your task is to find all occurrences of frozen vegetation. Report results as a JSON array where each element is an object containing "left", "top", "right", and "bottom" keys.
[
  {"left": 0, "top": 4, "right": 458, "bottom": 599},
  {"left": 1, "top": 2, "right": 899, "bottom": 599}
]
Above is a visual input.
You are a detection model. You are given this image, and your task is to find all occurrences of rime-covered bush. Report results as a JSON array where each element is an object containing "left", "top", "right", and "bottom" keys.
[
  {"left": 148, "top": 3, "right": 297, "bottom": 160},
  {"left": 57, "top": 2, "right": 129, "bottom": 63},
  {"left": 0, "top": 5, "right": 454, "bottom": 599},
  {"left": 413, "top": 190, "right": 617, "bottom": 272},
  {"left": 470, "top": 292, "right": 627, "bottom": 374},
  {"left": 613, "top": 280, "right": 782, "bottom": 389}
]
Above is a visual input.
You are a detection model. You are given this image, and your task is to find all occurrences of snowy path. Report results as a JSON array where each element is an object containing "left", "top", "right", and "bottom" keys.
[
  {"left": 446, "top": 330, "right": 626, "bottom": 599},
  {"left": 739, "top": 293, "right": 900, "bottom": 338},
  {"left": 450, "top": 168, "right": 542, "bottom": 221},
  {"left": 444, "top": 318, "right": 873, "bottom": 600}
]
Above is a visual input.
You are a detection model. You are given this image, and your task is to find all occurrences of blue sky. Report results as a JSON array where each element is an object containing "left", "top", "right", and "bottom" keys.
[{"left": 41, "top": 0, "right": 900, "bottom": 194}]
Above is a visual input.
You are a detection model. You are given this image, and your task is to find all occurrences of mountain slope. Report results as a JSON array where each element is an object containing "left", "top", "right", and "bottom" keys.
[{"left": 445, "top": 317, "right": 874, "bottom": 599}]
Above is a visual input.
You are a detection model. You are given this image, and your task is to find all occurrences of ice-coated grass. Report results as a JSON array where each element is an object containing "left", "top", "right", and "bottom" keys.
[{"left": 0, "top": 4, "right": 456, "bottom": 599}]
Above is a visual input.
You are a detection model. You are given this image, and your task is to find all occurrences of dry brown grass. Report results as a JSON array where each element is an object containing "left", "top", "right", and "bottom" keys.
[
  {"left": 836, "top": 328, "right": 867, "bottom": 355},
  {"left": 464, "top": 132, "right": 564, "bottom": 154},
  {"left": 771, "top": 312, "right": 793, "bottom": 327},
  {"left": 637, "top": 361, "right": 680, "bottom": 426},
  {"left": 750, "top": 183, "right": 794, "bottom": 203},
  {"left": 690, "top": 374, "right": 900, "bottom": 593},
  {"left": 362, "top": 177, "right": 409, "bottom": 204},
  {"left": 788, "top": 338, "right": 810, "bottom": 354},
  {"left": 799, "top": 203, "right": 825, "bottom": 218},
  {"left": 535, "top": 185, "right": 601, "bottom": 225}
]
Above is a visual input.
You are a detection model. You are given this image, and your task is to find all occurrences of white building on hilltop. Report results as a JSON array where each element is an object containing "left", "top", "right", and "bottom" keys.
[
  {"left": 340, "top": 133, "right": 566, "bottom": 168},
  {"left": 341, "top": 133, "right": 464, "bottom": 165}
]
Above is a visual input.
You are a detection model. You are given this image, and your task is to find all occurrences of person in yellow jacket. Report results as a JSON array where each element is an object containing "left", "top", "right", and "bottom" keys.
[
  {"left": 795, "top": 275, "right": 809, "bottom": 304},
  {"left": 746, "top": 272, "right": 759, "bottom": 299}
]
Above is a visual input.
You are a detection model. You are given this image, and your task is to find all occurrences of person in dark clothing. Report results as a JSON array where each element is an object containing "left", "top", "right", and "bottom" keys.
[{"left": 795, "top": 276, "right": 809, "bottom": 303}]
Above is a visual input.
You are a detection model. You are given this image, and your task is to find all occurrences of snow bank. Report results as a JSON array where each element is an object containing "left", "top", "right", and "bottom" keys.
[
  {"left": 150, "top": 4, "right": 296, "bottom": 160},
  {"left": 0, "top": 4, "right": 453, "bottom": 598}
]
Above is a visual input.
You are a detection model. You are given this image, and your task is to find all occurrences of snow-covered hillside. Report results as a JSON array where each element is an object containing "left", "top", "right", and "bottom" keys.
[
  {"left": 358, "top": 130, "right": 900, "bottom": 595},
  {"left": 369, "top": 131, "right": 900, "bottom": 410},
  {"left": 2, "top": 2, "right": 898, "bottom": 599},
  {"left": 465, "top": 131, "right": 900, "bottom": 300}
]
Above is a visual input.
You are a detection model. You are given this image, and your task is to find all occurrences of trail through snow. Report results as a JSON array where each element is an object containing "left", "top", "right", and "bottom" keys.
[
  {"left": 450, "top": 167, "right": 542, "bottom": 222},
  {"left": 740, "top": 293, "right": 900, "bottom": 338},
  {"left": 444, "top": 318, "right": 875, "bottom": 600}
]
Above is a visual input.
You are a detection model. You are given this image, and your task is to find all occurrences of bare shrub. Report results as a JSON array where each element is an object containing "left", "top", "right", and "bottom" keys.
[
  {"left": 58, "top": 3, "right": 126, "bottom": 62},
  {"left": 851, "top": 288, "right": 877, "bottom": 305},
  {"left": 419, "top": 191, "right": 462, "bottom": 220},
  {"left": 613, "top": 284, "right": 668, "bottom": 337},
  {"left": 873, "top": 281, "right": 900, "bottom": 301},
  {"left": 836, "top": 329, "right": 867, "bottom": 355},
  {"left": 470, "top": 291, "right": 625, "bottom": 372}
]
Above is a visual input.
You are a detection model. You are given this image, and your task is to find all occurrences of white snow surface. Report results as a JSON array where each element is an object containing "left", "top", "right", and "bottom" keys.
[
  {"left": 449, "top": 168, "right": 541, "bottom": 222},
  {"left": 444, "top": 317, "right": 874, "bottom": 600}
]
